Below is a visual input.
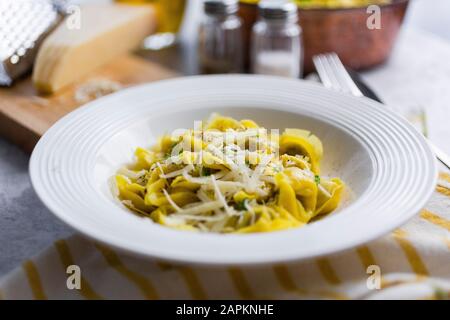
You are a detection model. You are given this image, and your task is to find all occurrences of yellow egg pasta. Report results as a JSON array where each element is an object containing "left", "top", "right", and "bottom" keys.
[{"left": 112, "top": 114, "right": 344, "bottom": 233}]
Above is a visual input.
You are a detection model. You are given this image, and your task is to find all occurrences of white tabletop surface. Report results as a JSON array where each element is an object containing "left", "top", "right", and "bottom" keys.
[{"left": 0, "top": 3, "right": 449, "bottom": 276}]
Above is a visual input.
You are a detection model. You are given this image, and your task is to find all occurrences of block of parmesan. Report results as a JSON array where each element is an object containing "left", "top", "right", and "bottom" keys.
[{"left": 33, "top": 4, "right": 156, "bottom": 94}]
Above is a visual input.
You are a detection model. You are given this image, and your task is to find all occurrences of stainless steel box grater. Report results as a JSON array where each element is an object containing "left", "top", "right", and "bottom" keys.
[{"left": 0, "top": 0, "right": 61, "bottom": 86}]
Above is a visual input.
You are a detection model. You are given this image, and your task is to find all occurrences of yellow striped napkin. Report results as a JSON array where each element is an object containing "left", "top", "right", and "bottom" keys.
[{"left": 1, "top": 172, "right": 449, "bottom": 300}]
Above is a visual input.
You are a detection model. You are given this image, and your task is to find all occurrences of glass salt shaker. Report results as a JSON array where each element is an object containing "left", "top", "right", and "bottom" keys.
[
  {"left": 251, "top": 1, "right": 303, "bottom": 78},
  {"left": 199, "top": 0, "right": 243, "bottom": 74}
]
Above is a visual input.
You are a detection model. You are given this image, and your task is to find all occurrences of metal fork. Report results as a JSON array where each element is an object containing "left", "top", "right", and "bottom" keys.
[{"left": 313, "top": 53, "right": 450, "bottom": 170}]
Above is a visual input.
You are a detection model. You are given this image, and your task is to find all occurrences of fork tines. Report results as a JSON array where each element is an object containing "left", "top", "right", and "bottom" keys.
[{"left": 313, "top": 53, "right": 364, "bottom": 97}]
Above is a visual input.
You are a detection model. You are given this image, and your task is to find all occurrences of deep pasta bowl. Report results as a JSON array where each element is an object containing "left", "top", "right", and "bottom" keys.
[{"left": 30, "top": 75, "right": 437, "bottom": 265}]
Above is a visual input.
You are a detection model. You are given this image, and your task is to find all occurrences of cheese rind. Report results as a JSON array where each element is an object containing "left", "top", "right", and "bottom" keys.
[{"left": 33, "top": 4, "right": 156, "bottom": 94}]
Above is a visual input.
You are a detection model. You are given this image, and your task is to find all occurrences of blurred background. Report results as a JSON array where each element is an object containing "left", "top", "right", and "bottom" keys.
[
  {"left": 405, "top": 0, "right": 450, "bottom": 41},
  {"left": 73, "top": 0, "right": 450, "bottom": 43}
]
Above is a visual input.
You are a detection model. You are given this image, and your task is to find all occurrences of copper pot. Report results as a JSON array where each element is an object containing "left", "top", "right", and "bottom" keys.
[{"left": 239, "top": 1, "right": 410, "bottom": 74}]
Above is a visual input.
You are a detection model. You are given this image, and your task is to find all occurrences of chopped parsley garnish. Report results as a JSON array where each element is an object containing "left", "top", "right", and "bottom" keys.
[
  {"left": 201, "top": 167, "right": 212, "bottom": 176},
  {"left": 234, "top": 199, "right": 248, "bottom": 211},
  {"left": 315, "top": 175, "right": 321, "bottom": 185},
  {"left": 273, "top": 165, "right": 282, "bottom": 173}
]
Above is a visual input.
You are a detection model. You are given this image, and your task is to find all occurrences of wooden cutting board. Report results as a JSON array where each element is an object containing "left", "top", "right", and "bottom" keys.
[{"left": 0, "top": 54, "right": 177, "bottom": 153}]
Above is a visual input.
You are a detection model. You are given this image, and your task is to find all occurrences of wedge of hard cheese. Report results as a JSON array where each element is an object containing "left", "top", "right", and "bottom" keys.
[{"left": 33, "top": 4, "right": 156, "bottom": 94}]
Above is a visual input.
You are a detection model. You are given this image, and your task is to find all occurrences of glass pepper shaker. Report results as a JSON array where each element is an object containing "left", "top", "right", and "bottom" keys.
[
  {"left": 199, "top": 0, "right": 243, "bottom": 74},
  {"left": 251, "top": 1, "right": 303, "bottom": 78}
]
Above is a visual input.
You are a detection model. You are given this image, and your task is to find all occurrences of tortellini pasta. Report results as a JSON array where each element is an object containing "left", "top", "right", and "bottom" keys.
[{"left": 113, "top": 114, "right": 344, "bottom": 233}]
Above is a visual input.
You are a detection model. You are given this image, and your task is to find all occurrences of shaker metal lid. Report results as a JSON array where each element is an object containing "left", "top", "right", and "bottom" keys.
[
  {"left": 258, "top": 0, "right": 298, "bottom": 22},
  {"left": 204, "top": 0, "right": 239, "bottom": 15}
]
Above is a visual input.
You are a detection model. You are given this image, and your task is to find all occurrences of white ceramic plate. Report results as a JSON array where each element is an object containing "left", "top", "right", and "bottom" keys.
[{"left": 30, "top": 75, "right": 437, "bottom": 265}]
